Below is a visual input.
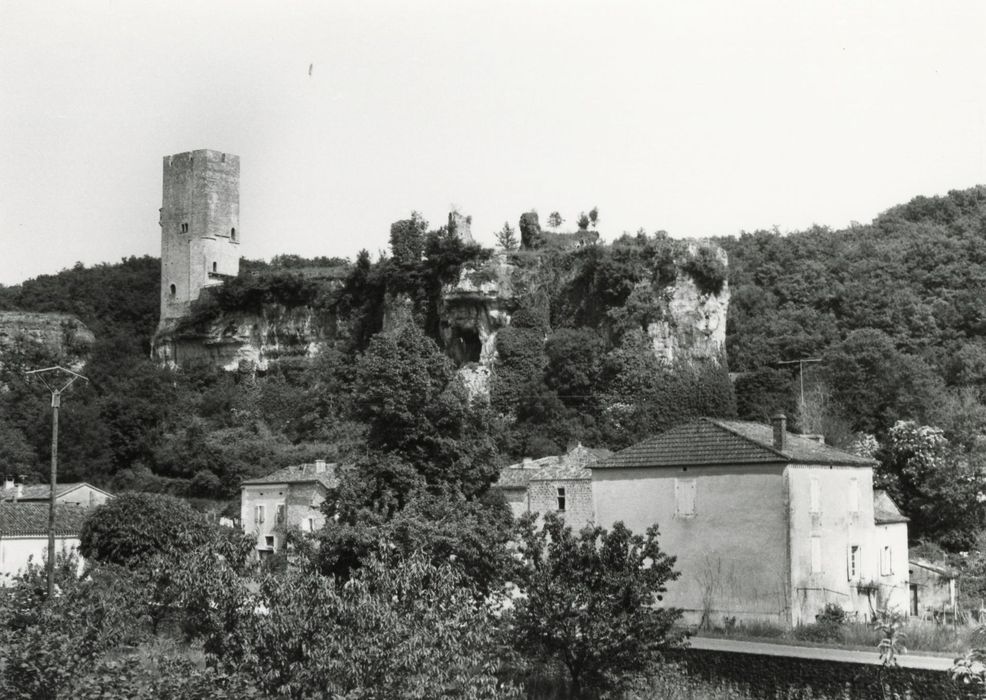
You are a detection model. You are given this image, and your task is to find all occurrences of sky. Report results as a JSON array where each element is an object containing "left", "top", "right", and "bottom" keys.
[{"left": 1, "top": 1, "right": 985, "bottom": 285}]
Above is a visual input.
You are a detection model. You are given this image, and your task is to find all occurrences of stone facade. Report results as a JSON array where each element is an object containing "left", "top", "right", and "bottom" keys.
[
  {"left": 494, "top": 445, "right": 611, "bottom": 530},
  {"left": 240, "top": 462, "right": 335, "bottom": 557},
  {"left": 528, "top": 473, "right": 594, "bottom": 529},
  {"left": 158, "top": 149, "right": 240, "bottom": 329}
]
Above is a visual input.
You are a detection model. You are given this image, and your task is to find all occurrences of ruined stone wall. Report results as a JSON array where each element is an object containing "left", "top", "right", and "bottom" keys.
[{"left": 528, "top": 478, "right": 594, "bottom": 529}]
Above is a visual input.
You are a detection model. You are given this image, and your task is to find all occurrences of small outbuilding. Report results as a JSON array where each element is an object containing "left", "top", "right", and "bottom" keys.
[
  {"left": 908, "top": 557, "right": 959, "bottom": 621},
  {"left": 0, "top": 502, "right": 91, "bottom": 585}
]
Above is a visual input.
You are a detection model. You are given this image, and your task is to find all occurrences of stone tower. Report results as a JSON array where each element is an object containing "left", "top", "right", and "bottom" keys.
[{"left": 158, "top": 149, "right": 240, "bottom": 329}]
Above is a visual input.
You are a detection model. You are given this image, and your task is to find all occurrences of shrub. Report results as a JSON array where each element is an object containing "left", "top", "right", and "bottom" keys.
[
  {"left": 79, "top": 492, "right": 213, "bottom": 568},
  {"left": 511, "top": 512, "right": 683, "bottom": 696}
]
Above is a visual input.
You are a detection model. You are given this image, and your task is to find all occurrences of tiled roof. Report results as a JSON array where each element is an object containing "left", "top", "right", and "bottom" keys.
[
  {"left": 594, "top": 418, "right": 876, "bottom": 470},
  {"left": 241, "top": 463, "right": 338, "bottom": 489},
  {"left": 2, "top": 482, "right": 109, "bottom": 502},
  {"left": 873, "top": 489, "right": 909, "bottom": 524},
  {"left": 910, "top": 558, "right": 958, "bottom": 578},
  {"left": 0, "top": 503, "right": 92, "bottom": 537},
  {"left": 529, "top": 465, "right": 590, "bottom": 481}
]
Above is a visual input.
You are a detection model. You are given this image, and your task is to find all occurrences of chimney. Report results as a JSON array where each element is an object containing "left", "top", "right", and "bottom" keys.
[
  {"left": 314, "top": 459, "right": 327, "bottom": 474},
  {"left": 15, "top": 484, "right": 23, "bottom": 501},
  {"left": 522, "top": 457, "right": 533, "bottom": 467},
  {"left": 3, "top": 475, "right": 13, "bottom": 492},
  {"left": 771, "top": 413, "right": 787, "bottom": 451}
]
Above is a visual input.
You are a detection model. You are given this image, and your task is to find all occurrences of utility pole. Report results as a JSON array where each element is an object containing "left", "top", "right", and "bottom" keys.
[
  {"left": 776, "top": 358, "right": 822, "bottom": 421},
  {"left": 24, "top": 366, "right": 88, "bottom": 598}
]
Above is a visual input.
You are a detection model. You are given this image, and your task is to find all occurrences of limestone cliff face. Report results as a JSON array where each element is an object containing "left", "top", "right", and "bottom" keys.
[
  {"left": 153, "top": 304, "right": 335, "bottom": 372},
  {"left": 0, "top": 312, "right": 95, "bottom": 370},
  {"left": 438, "top": 242, "right": 729, "bottom": 396},
  {"left": 646, "top": 243, "right": 729, "bottom": 363}
]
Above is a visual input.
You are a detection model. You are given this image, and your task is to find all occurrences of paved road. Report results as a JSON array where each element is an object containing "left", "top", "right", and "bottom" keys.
[{"left": 689, "top": 636, "right": 956, "bottom": 671}]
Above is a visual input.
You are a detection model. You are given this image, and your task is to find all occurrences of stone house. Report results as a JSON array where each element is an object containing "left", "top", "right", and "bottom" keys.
[
  {"left": 591, "top": 415, "right": 909, "bottom": 627},
  {"left": 1, "top": 478, "right": 113, "bottom": 508},
  {"left": 495, "top": 444, "right": 611, "bottom": 529},
  {"left": 240, "top": 460, "right": 337, "bottom": 558},
  {"left": 0, "top": 502, "right": 90, "bottom": 585}
]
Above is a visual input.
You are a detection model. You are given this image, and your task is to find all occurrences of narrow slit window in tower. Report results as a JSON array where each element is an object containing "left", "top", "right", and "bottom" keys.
[
  {"left": 212, "top": 262, "right": 217, "bottom": 273},
  {"left": 169, "top": 283, "right": 176, "bottom": 298},
  {"left": 231, "top": 227, "right": 236, "bottom": 241}
]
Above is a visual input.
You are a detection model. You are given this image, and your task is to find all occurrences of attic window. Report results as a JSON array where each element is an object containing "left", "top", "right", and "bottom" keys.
[{"left": 556, "top": 486, "right": 566, "bottom": 512}]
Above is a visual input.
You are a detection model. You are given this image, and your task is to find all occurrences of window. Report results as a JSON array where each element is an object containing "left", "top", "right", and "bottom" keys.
[
  {"left": 180, "top": 222, "right": 189, "bottom": 234},
  {"left": 169, "top": 283, "right": 176, "bottom": 298},
  {"left": 254, "top": 505, "right": 265, "bottom": 524},
  {"left": 231, "top": 227, "right": 237, "bottom": 241},
  {"left": 675, "top": 478, "right": 696, "bottom": 517},
  {"left": 307, "top": 517, "right": 315, "bottom": 532},
  {"left": 556, "top": 486, "right": 566, "bottom": 512},
  {"left": 849, "top": 478, "right": 859, "bottom": 513},
  {"left": 212, "top": 261, "right": 217, "bottom": 273},
  {"left": 811, "top": 536, "right": 823, "bottom": 573},
  {"left": 881, "top": 546, "right": 893, "bottom": 575},
  {"left": 849, "top": 545, "right": 860, "bottom": 580},
  {"left": 809, "top": 478, "right": 821, "bottom": 514},
  {"left": 276, "top": 504, "right": 285, "bottom": 524},
  {"left": 264, "top": 535, "right": 275, "bottom": 550}
]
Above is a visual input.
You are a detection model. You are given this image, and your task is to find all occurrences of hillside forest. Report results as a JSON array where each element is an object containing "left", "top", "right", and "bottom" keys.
[{"left": 1, "top": 186, "right": 986, "bottom": 561}]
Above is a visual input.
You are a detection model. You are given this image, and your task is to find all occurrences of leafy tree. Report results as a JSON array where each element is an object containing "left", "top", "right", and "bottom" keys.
[
  {"left": 178, "top": 549, "right": 519, "bottom": 699},
  {"left": 353, "top": 322, "right": 498, "bottom": 496},
  {"left": 576, "top": 212, "right": 590, "bottom": 231},
  {"left": 0, "top": 555, "right": 147, "bottom": 699},
  {"left": 825, "top": 329, "right": 943, "bottom": 435},
  {"left": 495, "top": 222, "right": 519, "bottom": 251},
  {"left": 879, "top": 421, "right": 985, "bottom": 549},
  {"left": 544, "top": 327, "right": 606, "bottom": 410},
  {"left": 389, "top": 211, "right": 428, "bottom": 266},
  {"left": 547, "top": 211, "right": 564, "bottom": 228},
  {"left": 79, "top": 492, "right": 213, "bottom": 568},
  {"left": 317, "top": 485, "right": 515, "bottom": 595},
  {"left": 511, "top": 513, "right": 682, "bottom": 696},
  {"left": 588, "top": 206, "right": 599, "bottom": 229}
]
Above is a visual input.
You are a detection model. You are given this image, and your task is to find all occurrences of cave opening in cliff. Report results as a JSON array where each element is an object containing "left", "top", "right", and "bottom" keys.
[{"left": 451, "top": 327, "right": 482, "bottom": 365}]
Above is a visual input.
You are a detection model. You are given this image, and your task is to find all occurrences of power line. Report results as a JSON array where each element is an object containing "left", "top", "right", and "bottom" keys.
[{"left": 23, "top": 365, "right": 88, "bottom": 599}]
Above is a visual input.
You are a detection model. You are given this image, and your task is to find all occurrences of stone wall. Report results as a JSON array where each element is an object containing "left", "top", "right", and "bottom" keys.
[
  {"left": 528, "top": 478, "right": 594, "bottom": 530},
  {"left": 665, "top": 647, "right": 972, "bottom": 699}
]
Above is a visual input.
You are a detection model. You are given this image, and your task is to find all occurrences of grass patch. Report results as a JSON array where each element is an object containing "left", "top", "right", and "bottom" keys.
[{"left": 701, "top": 618, "right": 985, "bottom": 655}]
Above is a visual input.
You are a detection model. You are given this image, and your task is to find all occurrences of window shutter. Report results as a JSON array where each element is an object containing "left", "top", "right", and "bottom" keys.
[
  {"left": 809, "top": 478, "right": 820, "bottom": 514},
  {"left": 846, "top": 544, "right": 852, "bottom": 581}
]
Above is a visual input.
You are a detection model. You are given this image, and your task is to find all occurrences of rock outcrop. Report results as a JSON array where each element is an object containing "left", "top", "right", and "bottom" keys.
[
  {"left": 438, "top": 240, "right": 730, "bottom": 398},
  {"left": 0, "top": 312, "right": 95, "bottom": 370},
  {"left": 153, "top": 304, "right": 335, "bottom": 372}
]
